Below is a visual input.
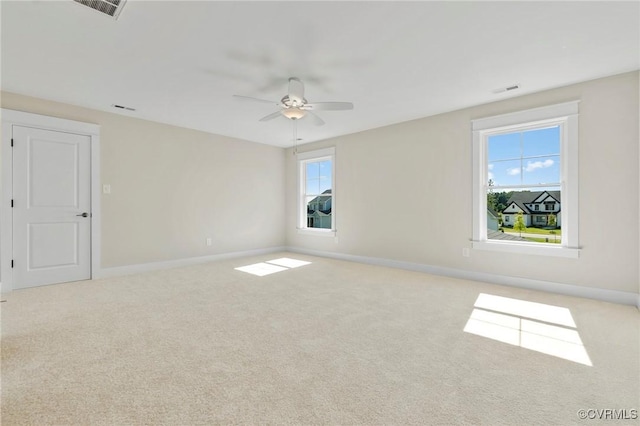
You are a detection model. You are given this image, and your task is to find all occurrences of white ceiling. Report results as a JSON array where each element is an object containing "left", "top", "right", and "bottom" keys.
[{"left": 1, "top": 1, "right": 638, "bottom": 147}]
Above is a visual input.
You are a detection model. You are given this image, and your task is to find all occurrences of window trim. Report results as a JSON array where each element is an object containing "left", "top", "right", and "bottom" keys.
[
  {"left": 297, "top": 147, "right": 336, "bottom": 236},
  {"left": 472, "top": 101, "right": 580, "bottom": 258}
]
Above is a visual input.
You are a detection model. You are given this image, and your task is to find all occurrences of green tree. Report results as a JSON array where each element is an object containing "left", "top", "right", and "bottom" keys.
[
  {"left": 487, "top": 193, "right": 496, "bottom": 212},
  {"left": 495, "top": 191, "right": 512, "bottom": 213},
  {"left": 548, "top": 213, "right": 558, "bottom": 242},
  {"left": 513, "top": 212, "right": 526, "bottom": 237},
  {"left": 487, "top": 180, "right": 496, "bottom": 212}
]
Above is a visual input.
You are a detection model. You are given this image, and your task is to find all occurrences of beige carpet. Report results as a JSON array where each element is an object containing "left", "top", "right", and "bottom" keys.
[{"left": 1, "top": 252, "right": 638, "bottom": 425}]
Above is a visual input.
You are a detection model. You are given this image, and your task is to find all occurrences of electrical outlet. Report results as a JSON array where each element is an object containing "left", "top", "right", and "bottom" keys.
[
  {"left": 462, "top": 248, "right": 470, "bottom": 257},
  {"left": 206, "top": 238, "right": 212, "bottom": 246}
]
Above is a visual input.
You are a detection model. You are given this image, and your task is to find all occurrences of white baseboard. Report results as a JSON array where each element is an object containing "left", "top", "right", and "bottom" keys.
[
  {"left": 95, "top": 246, "right": 287, "bottom": 279},
  {"left": 287, "top": 247, "right": 640, "bottom": 308}
]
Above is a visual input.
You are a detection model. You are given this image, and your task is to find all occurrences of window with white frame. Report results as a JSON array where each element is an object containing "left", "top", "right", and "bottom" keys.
[
  {"left": 297, "top": 147, "right": 335, "bottom": 234},
  {"left": 472, "top": 102, "right": 580, "bottom": 257}
]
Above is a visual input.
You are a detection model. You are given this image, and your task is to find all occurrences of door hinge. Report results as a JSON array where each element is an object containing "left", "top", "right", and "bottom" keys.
[
  {"left": 11, "top": 199, "right": 14, "bottom": 208},
  {"left": 11, "top": 138, "right": 14, "bottom": 147},
  {"left": 11, "top": 260, "right": 14, "bottom": 268}
]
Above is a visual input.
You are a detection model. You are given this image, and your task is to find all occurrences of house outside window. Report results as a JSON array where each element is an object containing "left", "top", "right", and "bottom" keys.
[
  {"left": 472, "top": 102, "right": 580, "bottom": 257},
  {"left": 297, "top": 147, "right": 336, "bottom": 235}
]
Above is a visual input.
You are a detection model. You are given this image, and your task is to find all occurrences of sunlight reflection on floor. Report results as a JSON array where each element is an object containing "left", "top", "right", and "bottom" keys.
[
  {"left": 464, "top": 293, "right": 592, "bottom": 366},
  {"left": 234, "top": 258, "right": 311, "bottom": 277}
]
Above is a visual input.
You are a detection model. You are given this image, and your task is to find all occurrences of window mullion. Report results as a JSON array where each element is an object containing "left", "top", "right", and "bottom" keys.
[{"left": 519, "top": 131, "right": 524, "bottom": 186}]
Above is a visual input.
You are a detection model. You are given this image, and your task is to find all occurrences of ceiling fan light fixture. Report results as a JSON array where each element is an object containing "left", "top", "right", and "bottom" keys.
[
  {"left": 282, "top": 108, "right": 306, "bottom": 120},
  {"left": 233, "top": 76, "right": 353, "bottom": 126}
]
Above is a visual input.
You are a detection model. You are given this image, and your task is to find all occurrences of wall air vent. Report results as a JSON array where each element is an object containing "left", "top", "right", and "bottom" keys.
[{"left": 72, "top": 0, "right": 127, "bottom": 20}]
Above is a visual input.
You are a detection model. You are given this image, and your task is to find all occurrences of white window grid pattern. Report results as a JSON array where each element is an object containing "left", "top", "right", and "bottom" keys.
[
  {"left": 297, "top": 147, "right": 336, "bottom": 234},
  {"left": 471, "top": 101, "right": 580, "bottom": 257}
]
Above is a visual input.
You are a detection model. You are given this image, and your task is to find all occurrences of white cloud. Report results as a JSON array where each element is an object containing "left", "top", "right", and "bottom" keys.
[
  {"left": 525, "top": 159, "right": 554, "bottom": 172},
  {"left": 507, "top": 168, "right": 521, "bottom": 176},
  {"left": 488, "top": 164, "right": 494, "bottom": 170},
  {"left": 504, "top": 159, "right": 554, "bottom": 176},
  {"left": 488, "top": 171, "right": 494, "bottom": 180}
]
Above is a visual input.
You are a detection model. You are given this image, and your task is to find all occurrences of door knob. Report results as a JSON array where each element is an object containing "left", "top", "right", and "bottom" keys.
[{"left": 76, "top": 212, "right": 89, "bottom": 217}]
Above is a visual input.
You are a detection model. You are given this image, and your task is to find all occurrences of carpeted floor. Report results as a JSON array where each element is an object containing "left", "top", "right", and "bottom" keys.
[{"left": 1, "top": 252, "right": 638, "bottom": 425}]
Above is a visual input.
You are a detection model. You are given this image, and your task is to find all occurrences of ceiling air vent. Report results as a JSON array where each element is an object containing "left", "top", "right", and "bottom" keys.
[
  {"left": 72, "top": 0, "right": 127, "bottom": 20},
  {"left": 492, "top": 84, "right": 521, "bottom": 94},
  {"left": 112, "top": 104, "right": 136, "bottom": 111}
]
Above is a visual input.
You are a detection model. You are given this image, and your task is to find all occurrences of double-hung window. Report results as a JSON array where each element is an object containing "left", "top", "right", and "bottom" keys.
[
  {"left": 297, "top": 147, "right": 336, "bottom": 235},
  {"left": 472, "top": 102, "right": 579, "bottom": 257}
]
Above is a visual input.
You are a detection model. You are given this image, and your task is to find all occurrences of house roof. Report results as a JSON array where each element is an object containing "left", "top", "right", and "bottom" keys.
[
  {"left": 503, "top": 191, "right": 561, "bottom": 214},
  {"left": 309, "top": 189, "right": 332, "bottom": 204},
  {"left": 487, "top": 230, "right": 527, "bottom": 241},
  {"left": 309, "top": 209, "right": 332, "bottom": 216},
  {"left": 311, "top": 196, "right": 331, "bottom": 203},
  {"left": 487, "top": 206, "right": 500, "bottom": 219}
]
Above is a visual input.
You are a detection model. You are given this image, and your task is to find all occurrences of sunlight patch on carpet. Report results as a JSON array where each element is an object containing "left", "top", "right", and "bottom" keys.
[
  {"left": 235, "top": 258, "right": 311, "bottom": 276},
  {"left": 266, "top": 258, "right": 311, "bottom": 268},
  {"left": 464, "top": 293, "right": 592, "bottom": 366},
  {"left": 234, "top": 262, "right": 288, "bottom": 276}
]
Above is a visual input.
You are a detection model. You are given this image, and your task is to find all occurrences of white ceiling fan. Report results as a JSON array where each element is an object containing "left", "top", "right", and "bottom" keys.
[{"left": 233, "top": 77, "right": 354, "bottom": 126}]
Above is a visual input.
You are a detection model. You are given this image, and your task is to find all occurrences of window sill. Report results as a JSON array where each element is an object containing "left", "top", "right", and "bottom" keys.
[
  {"left": 297, "top": 228, "right": 336, "bottom": 237},
  {"left": 472, "top": 240, "right": 580, "bottom": 258}
]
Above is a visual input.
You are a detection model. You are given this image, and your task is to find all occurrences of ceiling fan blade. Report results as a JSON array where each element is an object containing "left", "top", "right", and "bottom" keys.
[
  {"left": 306, "top": 111, "right": 325, "bottom": 126},
  {"left": 233, "top": 95, "right": 279, "bottom": 105},
  {"left": 288, "top": 77, "right": 305, "bottom": 104},
  {"left": 258, "top": 111, "right": 283, "bottom": 122},
  {"left": 303, "top": 102, "right": 354, "bottom": 111}
]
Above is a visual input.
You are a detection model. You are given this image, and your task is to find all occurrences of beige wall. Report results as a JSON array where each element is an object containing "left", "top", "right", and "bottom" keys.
[
  {"left": 1, "top": 92, "right": 286, "bottom": 268},
  {"left": 2, "top": 72, "right": 638, "bottom": 295},
  {"left": 286, "top": 71, "right": 640, "bottom": 294}
]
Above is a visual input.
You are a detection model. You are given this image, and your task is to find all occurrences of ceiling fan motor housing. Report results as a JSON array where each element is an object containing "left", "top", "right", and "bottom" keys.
[
  {"left": 281, "top": 95, "right": 307, "bottom": 108},
  {"left": 233, "top": 76, "right": 353, "bottom": 126}
]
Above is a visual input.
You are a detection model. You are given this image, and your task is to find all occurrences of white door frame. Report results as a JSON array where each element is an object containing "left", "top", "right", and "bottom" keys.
[{"left": 1, "top": 109, "right": 101, "bottom": 292}]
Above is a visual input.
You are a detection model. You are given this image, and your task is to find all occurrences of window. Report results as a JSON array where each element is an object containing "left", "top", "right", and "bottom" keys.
[
  {"left": 472, "top": 102, "right": 579, "bottom": 257},
  {"left": 297, "top": 147, "right": 335, "bottom": 235}
]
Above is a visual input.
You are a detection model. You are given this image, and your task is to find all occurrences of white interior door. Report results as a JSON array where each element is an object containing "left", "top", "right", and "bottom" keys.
[{"left": 12, "top": 126, "right": 92, "bottom": 288}]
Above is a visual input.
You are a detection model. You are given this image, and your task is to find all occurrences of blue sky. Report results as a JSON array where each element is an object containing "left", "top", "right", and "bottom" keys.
[
  {"left": 488, "top": 126, "right": 560, "bottom": 187},
  {"left": 305, "top": 160, "right": 332, "bottom": 195}
]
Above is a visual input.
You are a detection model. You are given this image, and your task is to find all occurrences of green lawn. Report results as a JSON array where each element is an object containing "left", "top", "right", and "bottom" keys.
[
  {"left": 524, "top": 237, "right": 561, "bottom": 244},
  {"left": 501, "top": 226, "right": 562, "bottom": 235}
]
